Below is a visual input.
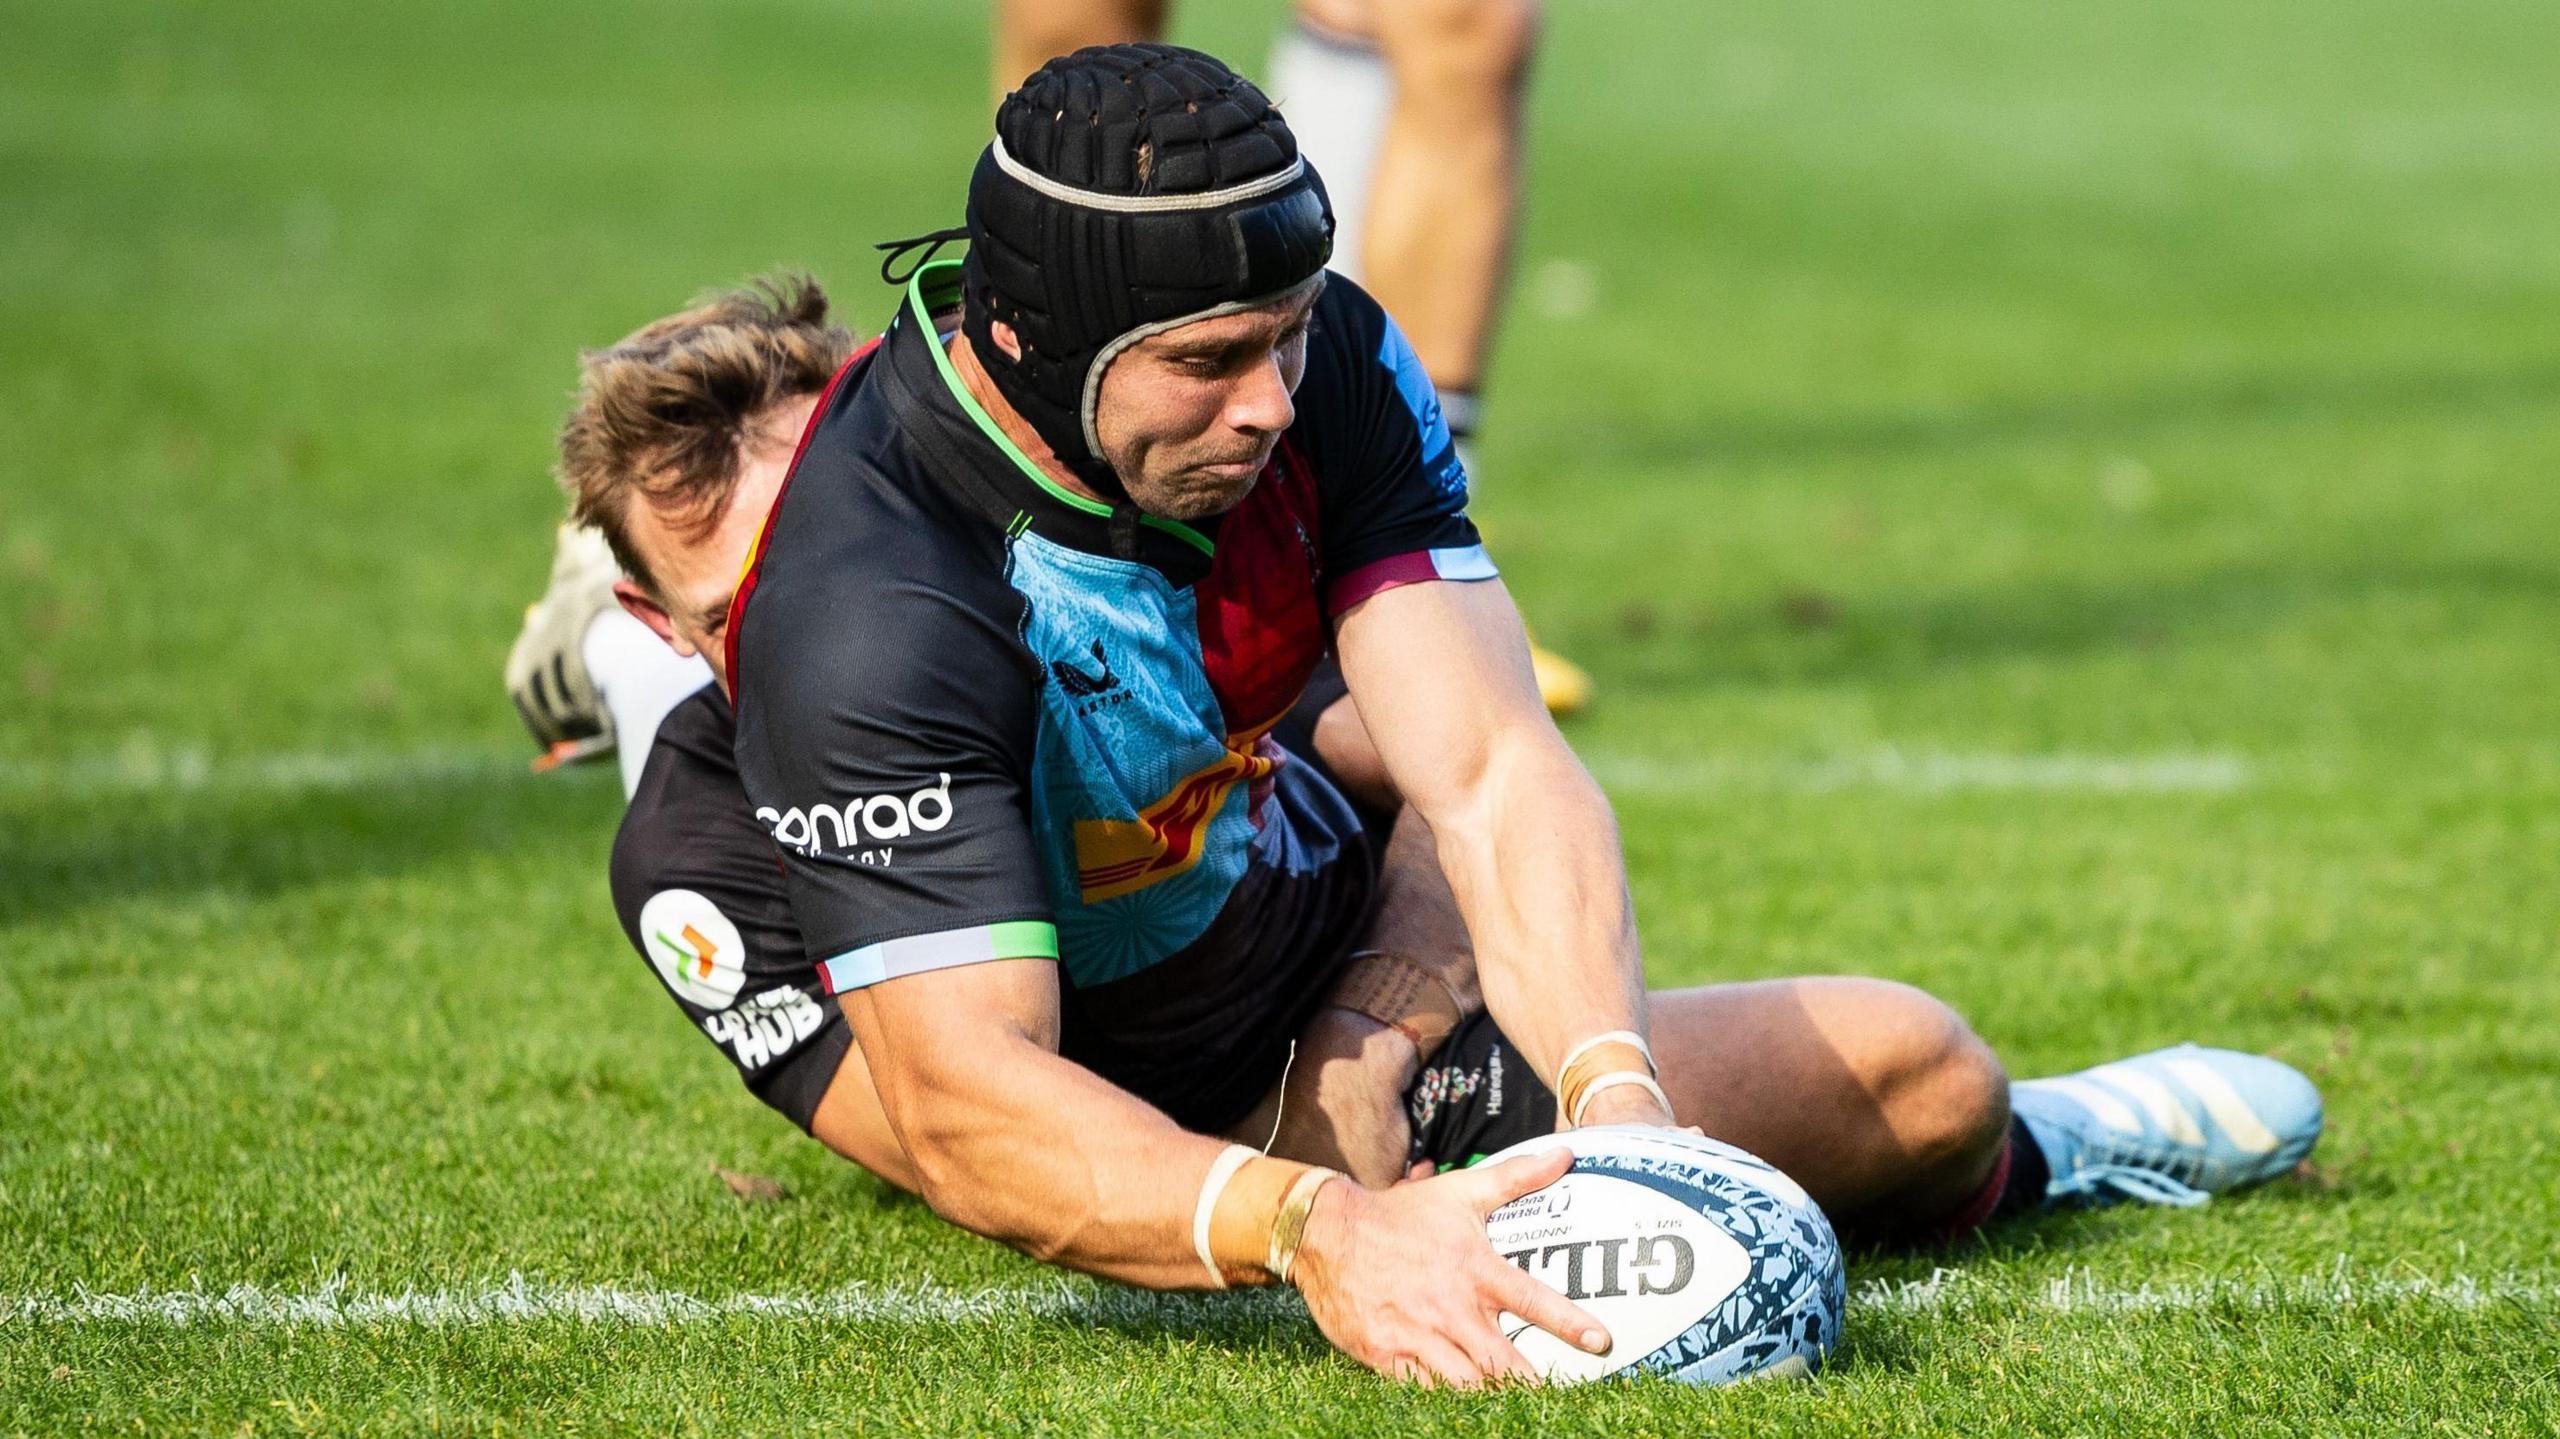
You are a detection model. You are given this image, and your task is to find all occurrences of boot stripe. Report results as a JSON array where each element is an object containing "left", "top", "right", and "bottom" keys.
[{"left": 2163, "top": 1058, "right": 2282, "bottom": 1154}]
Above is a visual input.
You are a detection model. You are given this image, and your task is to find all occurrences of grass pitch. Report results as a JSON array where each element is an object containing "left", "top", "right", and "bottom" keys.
[{"left": 5, "top": 0, "right": 2559, "bottom": 1432}]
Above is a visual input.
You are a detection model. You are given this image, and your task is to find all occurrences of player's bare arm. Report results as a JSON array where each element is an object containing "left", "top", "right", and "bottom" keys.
[
  {"left": 837, "top": 956, "right": 1233, "bottom": 1286},
  {"left": 839, "top": 951, "right": 1612, "bottom": 1384},
  {"left": 1334, "top": 574, "right": 1665, "bottom": 1127}
]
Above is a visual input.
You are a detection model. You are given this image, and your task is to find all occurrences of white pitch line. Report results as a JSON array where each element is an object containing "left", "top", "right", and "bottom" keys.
[
  {"left": 1856, "top": 1264, "right": 2553, "bottom": 1316},
  {"left": 6, "top": 1267, "right": 2541, "bottom": 1329},
  {"left": 2, "top": 1276, "right": 1091, "bottom": 1328},
  {"left": 0, "top": 744, "right": 2248, "bottom": 803},
  {"left": 0, "top": 746, "right": 531, "bottom": 800},
  {"left": 1, "top": 1275, "right": 1307, "bottom": 1330}
]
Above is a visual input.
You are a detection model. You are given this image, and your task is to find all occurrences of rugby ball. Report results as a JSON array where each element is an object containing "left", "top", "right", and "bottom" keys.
[{"left": 1481, "top": 1125, "right": 1845, "bottom": 1386}]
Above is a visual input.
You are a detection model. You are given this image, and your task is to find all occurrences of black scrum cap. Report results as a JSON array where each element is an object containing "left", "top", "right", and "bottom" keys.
[{"left": 962, "top": 44, "right": 1334, "bottom": 497}]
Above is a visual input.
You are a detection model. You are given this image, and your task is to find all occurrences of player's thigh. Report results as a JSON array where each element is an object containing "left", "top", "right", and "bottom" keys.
[
  {"left": 808, "top": 1043, "right": 922, "bottom": 1194},
  {"left": 1653, "top": 977, "right": 2005, "bottom": 1166},
  {"left": 1362, "top": 0, "right": 1540, "bottom": 83},
  {"left": 1295, "top": 0, "right": 1380, "bottom": 43},
  {"left": 1352, "top": 809, "right": 1480, "bottom": 1009}
]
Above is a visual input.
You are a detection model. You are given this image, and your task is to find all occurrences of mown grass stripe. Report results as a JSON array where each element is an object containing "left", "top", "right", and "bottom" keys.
[{"left": 1583, "top": 749, "right": 2252, "bottom": 795}]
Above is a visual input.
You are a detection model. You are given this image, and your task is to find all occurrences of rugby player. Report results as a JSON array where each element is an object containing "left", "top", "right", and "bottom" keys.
[
  {"left": 507, "top": 0, "right": 1565, "bottom": 788},
  {"left": 993, "top": 0, "right": 1595, "bottom": 712},
  {"left": 542, "top": 46, "right": 2324, "bottom": 1387}
]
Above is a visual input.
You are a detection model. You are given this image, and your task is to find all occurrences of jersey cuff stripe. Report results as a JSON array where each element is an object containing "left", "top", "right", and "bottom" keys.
[
  {"left": 1325, "top": 544, "right": 1499, "bottom": 614},
  {"left": 817, "top": 920, "right": 1060, "bottom": 994}
]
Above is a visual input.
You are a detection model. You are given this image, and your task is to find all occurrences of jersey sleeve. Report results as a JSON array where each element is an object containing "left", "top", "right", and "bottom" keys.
[
  {"left": 609, "top": 691, "right": 849, "bottom": 1120},
  {"left": 1303, "top": 276, "right": 1499, "bottom": 616},
  {"left": 730, "top": 557, "right": 1057, "bottom": 996}
]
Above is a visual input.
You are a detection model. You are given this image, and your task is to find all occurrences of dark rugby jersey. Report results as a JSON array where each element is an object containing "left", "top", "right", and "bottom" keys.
[
  {"left": 610, "top": 685, "right": 847, "bottom": 1130},
  {"left": 615, "top": 679, "right": 1380, "bottom": 1131},
  {"left": 726, "top": 260, "right": 1491, "bottom": 1124}
]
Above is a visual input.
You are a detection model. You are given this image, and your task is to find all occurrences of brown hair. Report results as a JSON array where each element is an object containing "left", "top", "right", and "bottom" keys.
[{"left": 557, "top": 273, "right": 856, "bottom": 594}]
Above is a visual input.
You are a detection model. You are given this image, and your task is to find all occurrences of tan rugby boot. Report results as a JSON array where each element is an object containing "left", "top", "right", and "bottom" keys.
[{"left": 1528, "top": 630, "right": 1594, "bottom": 716}]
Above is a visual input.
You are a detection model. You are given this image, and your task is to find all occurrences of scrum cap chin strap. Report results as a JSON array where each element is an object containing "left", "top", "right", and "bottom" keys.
[{"left": 960, "top": 134, "right": 1333, "bottom": 499}]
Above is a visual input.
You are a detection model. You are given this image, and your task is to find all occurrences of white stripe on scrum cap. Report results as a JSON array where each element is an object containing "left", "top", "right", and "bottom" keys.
[
  {"left": 989, "top": 139, "right": 1308, "bottom": 214},
  {"left": 2085, "top": 1064, "right": 2206, "bottom": 1147},
  {"left": 2162, "top": 1058, "right": 2282, "bottom": 1154}
]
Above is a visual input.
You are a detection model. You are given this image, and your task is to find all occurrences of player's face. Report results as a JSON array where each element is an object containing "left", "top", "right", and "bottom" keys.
[
  {"left": 613, "top": 392, "right": 818, "bottom": 692},
  {"left": 1093, "top": 282, "right": 1321, "bottom": 522}
]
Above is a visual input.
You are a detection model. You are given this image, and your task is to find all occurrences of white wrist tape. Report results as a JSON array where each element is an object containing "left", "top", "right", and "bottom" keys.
[
  {"left": 1191, "top": 1144, "right": 1258, "bottom": 1288},
  {"left": 1570, "top": 1071, "right": 1675, "bottom": 1126},
  {"left": 1557, "top": 1028, "right": 1655, "bottom": 1081}
]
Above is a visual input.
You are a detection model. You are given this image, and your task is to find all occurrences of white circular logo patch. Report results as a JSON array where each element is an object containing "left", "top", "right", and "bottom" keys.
[{"left": 638, "top": 889, "right": 747, "bottom": 1009}]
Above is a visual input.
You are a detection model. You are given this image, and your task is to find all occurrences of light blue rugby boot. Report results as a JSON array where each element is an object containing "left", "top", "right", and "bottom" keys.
[{"left": 2009, "top": 1044, "right": 2324, "bottom": 1207}]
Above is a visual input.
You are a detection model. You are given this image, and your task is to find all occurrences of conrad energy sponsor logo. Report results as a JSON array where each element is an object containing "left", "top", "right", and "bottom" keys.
[{"left": 758, "top": 774, "right": 954, "bottom": 866}]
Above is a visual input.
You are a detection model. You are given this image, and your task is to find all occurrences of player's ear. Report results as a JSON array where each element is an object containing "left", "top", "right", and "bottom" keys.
[
  {"left": 990, "top": 319, "right": 1026, "bottom": 362},
  {"left": 614, "top": 578, "right": 693, "bottom": 657}
]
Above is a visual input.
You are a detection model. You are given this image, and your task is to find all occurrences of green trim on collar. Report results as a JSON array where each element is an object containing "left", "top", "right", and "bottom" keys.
[{"left": 906, "top": 259, "right": 1214, "bottom": 558}]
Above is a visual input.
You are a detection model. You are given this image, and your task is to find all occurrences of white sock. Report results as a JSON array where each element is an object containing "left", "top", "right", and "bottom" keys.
[
  {"left": 581, "top": 608, "right": 713, "bottom": 799},
  {"left": 1446, "top": 396, "right": 1484, "bottom": 489},
  {"left": 1268, "top": 20, "right": 1392, "bottom": 284}
]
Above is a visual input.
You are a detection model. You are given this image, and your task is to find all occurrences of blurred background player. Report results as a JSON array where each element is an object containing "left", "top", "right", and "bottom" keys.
[{"left": 992, "top": 0, "right": 1593, "bottom": 713}]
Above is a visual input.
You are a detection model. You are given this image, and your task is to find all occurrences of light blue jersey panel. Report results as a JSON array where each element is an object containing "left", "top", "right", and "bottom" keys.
[
  {"left": 1004, "top": 531, "right": 1269, "bottom": 985},
  {"left": 1377, "top": 311, "right": 1469, "bottom": 499}
]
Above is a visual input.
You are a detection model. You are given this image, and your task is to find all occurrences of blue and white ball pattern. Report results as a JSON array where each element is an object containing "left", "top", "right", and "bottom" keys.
[{"left": 1480, "top": 1125, "right": 1846, "bottom": 1386}]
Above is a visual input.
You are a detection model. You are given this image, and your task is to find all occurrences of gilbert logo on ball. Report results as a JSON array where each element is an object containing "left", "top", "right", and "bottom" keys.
[{"left": 1482, "top": 1126, "right": 1845, "bottom": 1386}]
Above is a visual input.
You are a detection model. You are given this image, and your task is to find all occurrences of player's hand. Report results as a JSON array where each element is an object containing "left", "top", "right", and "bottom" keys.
[{"left": 1290, "top": 1147, "right": 1611, "bottom": 1388}]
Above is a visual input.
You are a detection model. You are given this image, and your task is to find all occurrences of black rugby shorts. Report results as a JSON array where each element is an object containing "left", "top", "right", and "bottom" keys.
[{"left": 1404, "top": 1009, "right": 1562, "bottom": 1170}]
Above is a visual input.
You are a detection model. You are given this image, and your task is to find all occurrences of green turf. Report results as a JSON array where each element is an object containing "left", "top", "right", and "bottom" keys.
[{"left": 5, "top": 0, "right": 2559, "bottom": 1432}]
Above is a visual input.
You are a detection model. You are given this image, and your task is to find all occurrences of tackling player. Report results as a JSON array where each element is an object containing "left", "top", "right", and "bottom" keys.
[{"left": 545, "top": 46, "right": 2324, "bottom": 1387}]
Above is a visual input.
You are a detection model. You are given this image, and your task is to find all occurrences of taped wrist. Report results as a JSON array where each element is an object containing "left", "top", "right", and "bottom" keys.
[
  {"left": 1327, "top": 950, "right": 1466, "bottom": 1058},
  {"left": 1556, "top": 1029, "right": 1667, "bottom": 1126},
  {"left": 1571, "top": 1071, "right": 1675, "bottom": 1125},
  {"left": 1191, "top": 1146, "right": 1344, "bottom": 1287}
]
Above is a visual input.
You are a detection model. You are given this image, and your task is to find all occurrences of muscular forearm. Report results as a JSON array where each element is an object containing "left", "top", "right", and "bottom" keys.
[
  {"left": 1334, "top": 577, "right": 1661, "bottom": 1125},
  {"left": 856, "top": 1016, "right": 1234, "bottom": 1289},
  {"left": 1427, "top": 732, "right": 1646, "bottom": 1092}
]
